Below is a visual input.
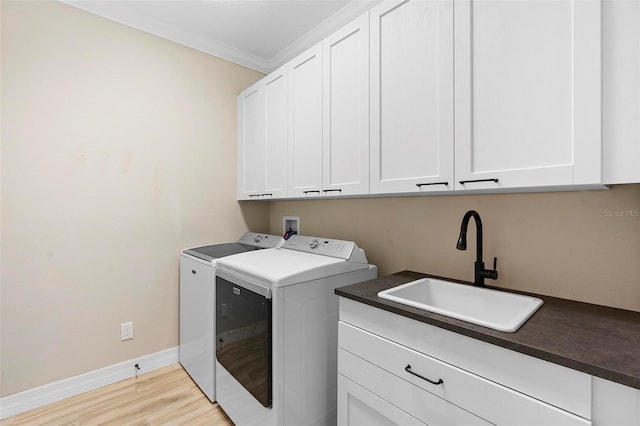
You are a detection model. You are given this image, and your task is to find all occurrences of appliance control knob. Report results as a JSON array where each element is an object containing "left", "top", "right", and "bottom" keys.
[
  {"left": 254, "top": 235, "right": 263, "bottom": 243},
  {"left": 309, "top": 239, "right": 320, "bottom": 249}
]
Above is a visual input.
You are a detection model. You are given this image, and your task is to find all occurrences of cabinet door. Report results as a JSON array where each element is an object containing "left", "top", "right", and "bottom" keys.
[
  {"left": 288, "top": 43, "right": 323, "bottom": 197},
  {"left": 370, "top": 0, "right": 454, "bottom": 194},
  {"left": 237, "top": 83, "right": 265, "bottom": 200},
  {"left": 602, "top": 0, "right": 640, "bottom": 185},
  {"left": 263, "top": 66, "right": 288, "bottom": 198},
  {"left": 338, "top": 374, "right": 425, "bottom": 426},
  {"left": 454, "top": 0, "right": 601, "bottom": 190},
  {"left": 323, "top": 14, "right": 370, "bottom": 196}
]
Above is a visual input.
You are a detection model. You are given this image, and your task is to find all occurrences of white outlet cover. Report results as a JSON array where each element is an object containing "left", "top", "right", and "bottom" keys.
[{"left": 120, "top": 322, "right": 133, "bottom": 341}]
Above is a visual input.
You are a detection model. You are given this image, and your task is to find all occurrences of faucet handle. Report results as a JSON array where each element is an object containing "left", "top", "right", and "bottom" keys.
[
  {"left": 479, "top": 257, "right": 499, "bottom": 282},
  {"left": 489, "top": 257, "right": 499, "bottom": 280}
]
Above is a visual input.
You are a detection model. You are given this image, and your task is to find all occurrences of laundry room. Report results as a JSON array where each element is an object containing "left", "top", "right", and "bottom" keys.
[{"left": 1, "top": 0, "right": 639, "bottom": 425}]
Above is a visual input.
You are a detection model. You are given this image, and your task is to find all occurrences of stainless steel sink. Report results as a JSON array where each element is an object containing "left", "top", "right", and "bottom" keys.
[{"left": 377, "top": 278, "right": 543, "bottom": 332}]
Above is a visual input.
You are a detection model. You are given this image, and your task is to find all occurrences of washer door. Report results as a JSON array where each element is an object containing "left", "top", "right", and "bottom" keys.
[{"left": 216, "top": 276, "right": 272, "bottom": 408}]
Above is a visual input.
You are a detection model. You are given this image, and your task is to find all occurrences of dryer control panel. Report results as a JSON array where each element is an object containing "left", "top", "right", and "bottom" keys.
[
  {"left": 282, "top": 235, "right": 368, "bottom": 263},
  {"left": 236, "top": 232, "right": 284, "bottom": 248}
]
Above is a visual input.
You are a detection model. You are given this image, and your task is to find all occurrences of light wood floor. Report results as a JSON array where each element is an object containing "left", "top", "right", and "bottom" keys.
[{"left": 0, "top": 364, "right": 234, "bottom": 426}]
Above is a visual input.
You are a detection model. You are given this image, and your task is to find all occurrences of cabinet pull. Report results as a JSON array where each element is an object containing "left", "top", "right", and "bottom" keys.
[
  {"left": 322, "top": 189, "right": 342, "bottom": 193},
  {"left": 416, "top": 182, "right": 448, "bottom": 188},
  {"left": 260, "top": 193, "right": 272, "bottom": 197},
  {"left": 303, "top": 190, "right": 320, "bottom": 194},
  {"left": 248, "top": 194, "right": 261, "bottom": 198},
  {"left": 192, "top": 270, "right": 196, "bottom": 274},
  {"left": 404, "top": 364, "right": 443, "bottom": 385},
  {"left": 458, "top": 178, "right": 499, "bottom": 185}
]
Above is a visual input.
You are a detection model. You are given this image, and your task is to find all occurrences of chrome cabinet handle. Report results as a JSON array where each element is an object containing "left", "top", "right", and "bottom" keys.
[
  {"left": 405, "top": 364, "right": 443, "bottom": 385},
  {"left": 458, "top": 178, "right": 499, "bottom": 185}
]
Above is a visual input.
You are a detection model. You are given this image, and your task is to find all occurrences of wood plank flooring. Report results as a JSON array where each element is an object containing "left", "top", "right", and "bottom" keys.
[{"left": 0, "top": 364, "right": 234, "bottom": 426}]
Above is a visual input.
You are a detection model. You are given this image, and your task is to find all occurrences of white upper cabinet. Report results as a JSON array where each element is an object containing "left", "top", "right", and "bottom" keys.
[
  {"left": 323, "top": 13, "right": 370, "bottom": 196},
  {"left": 454, "top": 0, "right": 602, "bottom": 191},
  {"left": 237, "top": 66, "right": 288, "bottom": 200},
  {"left": 238, "top": 0, "right": 617, "bottom": 200},
  {"left": 602, "top": 0, "right": 640, "bottom": 185},
  {"left": 369, "top": 0, "right": 454, "bottom": 195},
  {"left": 263, "top": 67, "right": 289, "bottom": 198},
  {"left": 288, "top": 43, "right": 324, "bottom": 197},
  {"left": 237, "top": 83, "right": 265, "bottom": 200}
]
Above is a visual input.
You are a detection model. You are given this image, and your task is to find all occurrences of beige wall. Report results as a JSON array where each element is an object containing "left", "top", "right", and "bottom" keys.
[
  {"left": 1, "top": 1, "right": 268, "bottom": 396},
  {"left": 1, "top": 0, "right": 639, "bottom": 401},
  {"left": 269, "top": 185, "right": 640, "bottom": 312}
]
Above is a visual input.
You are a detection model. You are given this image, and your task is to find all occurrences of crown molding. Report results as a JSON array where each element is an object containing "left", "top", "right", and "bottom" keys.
[
  {"left": 267, "top": 0, "right": 381, "bottom": 71},
  {"left": 61, "top": 0, "right": 272, "bottom": 73},
  {"left": 60, "top": 1, "right": 381, "bottom": 75}
]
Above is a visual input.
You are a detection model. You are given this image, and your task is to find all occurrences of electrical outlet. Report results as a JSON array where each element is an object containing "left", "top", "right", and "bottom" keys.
[{"left": 121, "top": 322, "right": 133, "bottom": 341}]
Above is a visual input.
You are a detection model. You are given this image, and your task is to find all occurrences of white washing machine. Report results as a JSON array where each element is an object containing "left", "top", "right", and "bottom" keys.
[
  {"left": 214, "top": 235, "right": 377, "bottom": 425},
  {"left": 179, "top": 232, "right": 283, "bottom": 402}
]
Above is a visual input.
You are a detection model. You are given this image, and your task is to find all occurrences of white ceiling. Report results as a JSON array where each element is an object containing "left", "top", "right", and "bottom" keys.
[{"left": 62, "top": 0, "right": 380, "bottom": 73}]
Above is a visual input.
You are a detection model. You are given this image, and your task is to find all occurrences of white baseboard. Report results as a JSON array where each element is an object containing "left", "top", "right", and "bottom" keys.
[{"left": 0, "top": 346, "right": 179, "bottom": 420}]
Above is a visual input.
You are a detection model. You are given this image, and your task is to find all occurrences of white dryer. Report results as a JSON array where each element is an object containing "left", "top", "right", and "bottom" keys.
[
  {"left": 179, "top": 232, "right": 283, "bottom": 402},
  {"left": 214, "top": 235, "right": 377, "bottom": 425}
]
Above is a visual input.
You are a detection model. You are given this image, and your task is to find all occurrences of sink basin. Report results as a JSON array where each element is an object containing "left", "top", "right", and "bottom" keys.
[{"left": 377, "top": 278, "right": 543, "bottom": 332}]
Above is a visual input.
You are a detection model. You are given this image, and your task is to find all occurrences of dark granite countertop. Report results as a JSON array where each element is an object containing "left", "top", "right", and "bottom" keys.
[{"left": 335, "top": 270, "right": 640, "bottom": 390}]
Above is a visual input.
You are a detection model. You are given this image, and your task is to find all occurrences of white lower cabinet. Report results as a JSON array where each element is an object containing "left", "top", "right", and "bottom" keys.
[
  {"left": 338, "top": 298, "right": 593, "bottom": 426},
  {"left": 338, "top": 349, "right": 491, "bottom": 426},
  {"left": 592, "top": 377, "right": 640, "bottom": 426}
]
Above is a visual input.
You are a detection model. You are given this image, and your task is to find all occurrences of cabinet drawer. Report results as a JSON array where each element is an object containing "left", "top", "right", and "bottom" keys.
[
  {"left": 339, "top": 322, "right": 590, "bottom": 426},
  {"left": 339, "top": 349, "right": 491, "bottom": 426},
  {"left": 340, "top": 298, "right": 591, "bottom": 418}
]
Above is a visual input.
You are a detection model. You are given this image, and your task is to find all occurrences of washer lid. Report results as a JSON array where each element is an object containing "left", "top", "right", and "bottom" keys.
[
  {"left": 216, "top": 248, "right": 369, "bottom": 287},
  {"left": 182, "top": 232, "right": 284, "bottom": 262},
  {"left": 183, "top": 243, "right": 257, "bottom": 262}
]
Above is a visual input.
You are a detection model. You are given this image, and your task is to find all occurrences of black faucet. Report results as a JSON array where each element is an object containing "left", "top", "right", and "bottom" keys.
[{"left": 456, "top": 210, "right": 498, "bottom": 287}]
